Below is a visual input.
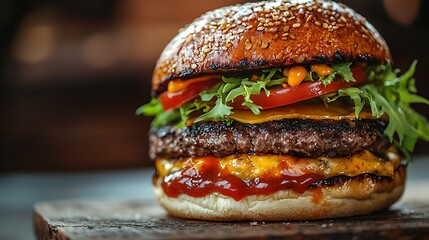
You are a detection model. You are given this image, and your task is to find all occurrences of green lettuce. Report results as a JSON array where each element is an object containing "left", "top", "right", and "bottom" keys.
[{"left": 328, "top": 61, "right": 429, "bottom": 158}]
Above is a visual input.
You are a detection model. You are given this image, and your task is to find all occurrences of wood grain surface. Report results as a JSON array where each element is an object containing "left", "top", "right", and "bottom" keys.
[{"left": 33, "top": 198, "right": 429, "bottom": 240}]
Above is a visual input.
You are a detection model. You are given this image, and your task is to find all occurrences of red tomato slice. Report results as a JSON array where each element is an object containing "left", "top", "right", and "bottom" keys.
[
  {"left": 159, "top": 66, "right": 366, "bottom": 111},
  {"left": 160, "top": 77, "right": 220, "bottom": 110},
  {"left": 231, "top": 66, "right": 366, "bottom": 110}
]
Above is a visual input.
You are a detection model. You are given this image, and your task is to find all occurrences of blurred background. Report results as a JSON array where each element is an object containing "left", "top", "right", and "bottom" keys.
[{"left": 0, "top": 0, "right": 428, "bottom": 171}]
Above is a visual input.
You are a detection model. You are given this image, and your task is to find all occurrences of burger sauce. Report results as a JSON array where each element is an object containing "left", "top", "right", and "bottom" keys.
[{"left": 158, "top": 156, "right": 324, "bottom": 201}]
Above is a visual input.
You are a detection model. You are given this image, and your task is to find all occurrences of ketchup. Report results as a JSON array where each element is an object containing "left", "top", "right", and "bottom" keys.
[{"left": 158, "top": 156, "right": 324, "bottom": 201}]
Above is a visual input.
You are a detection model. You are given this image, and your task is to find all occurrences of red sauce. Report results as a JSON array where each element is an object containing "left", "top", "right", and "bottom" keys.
[{"left": 158, "top": 156, "right": 324, "bottom": 201}]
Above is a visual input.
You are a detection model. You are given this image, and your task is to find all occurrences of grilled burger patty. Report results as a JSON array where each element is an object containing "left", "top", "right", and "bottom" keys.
[{"left": 149, "top": 118, "right": 390, "bottom": 159}]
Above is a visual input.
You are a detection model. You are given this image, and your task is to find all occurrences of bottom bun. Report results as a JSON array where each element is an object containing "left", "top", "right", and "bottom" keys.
[{"left": 154, "top": 167, "right": 405, "bottom": 221}]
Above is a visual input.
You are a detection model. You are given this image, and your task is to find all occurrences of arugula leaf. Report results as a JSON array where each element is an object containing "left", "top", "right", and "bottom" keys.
[
  {"left": 320, "top": 62, "right": 355, "bottom": 86},
  {"left": 331, "top": 60, "right": 429, "bottom": 158},
  {"left": 194, "top": 97, "right": 233, "bottom": 123},
  {"left": 135, "top": 98, "right": 163, "bottom": 116},
  {"left": 332, "top": 62, "right": 355, "bottom": 82}
]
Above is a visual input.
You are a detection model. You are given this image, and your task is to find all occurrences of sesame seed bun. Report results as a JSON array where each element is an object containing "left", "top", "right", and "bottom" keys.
[
  {"left": 154, "top": 166, "right": 405, "bottom": 221},
  {"left": 151, "top": 0, "right": 392, "bottom": 95}
]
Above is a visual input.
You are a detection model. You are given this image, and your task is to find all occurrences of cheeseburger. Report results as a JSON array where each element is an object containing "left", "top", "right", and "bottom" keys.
[{"left": 137, "top": 0, "right": 429, "bottom": 220}]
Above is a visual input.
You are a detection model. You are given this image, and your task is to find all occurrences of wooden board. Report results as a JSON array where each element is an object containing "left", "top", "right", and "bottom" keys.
[{"left": 34, "top": 198, "right": 429, "bottom": 240}]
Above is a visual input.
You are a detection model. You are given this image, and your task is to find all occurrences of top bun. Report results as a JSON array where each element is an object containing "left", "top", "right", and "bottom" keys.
[{"left": 152, "top": 0, "right": 392, "bottom": 95}]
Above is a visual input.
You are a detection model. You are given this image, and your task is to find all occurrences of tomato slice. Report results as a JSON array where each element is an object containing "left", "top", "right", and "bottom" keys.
[
  {"left": 231, "top": 66, "right": 366, "bottom": 110},
  {"left": 159, "top": 66, "right": 366, "bottom": 111},
  {"left": 159, "top": 77, "right": 220, "bottom": 110}
]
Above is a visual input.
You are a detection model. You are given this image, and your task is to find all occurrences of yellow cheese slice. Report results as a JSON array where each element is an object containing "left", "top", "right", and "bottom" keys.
[{"left": 230, "top": 100, "right": 380, "bottom": 124}]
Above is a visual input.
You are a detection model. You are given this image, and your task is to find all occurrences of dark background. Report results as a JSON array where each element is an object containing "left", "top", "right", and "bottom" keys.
[{"left": 1, "top": 0, "right": 428, "bottom": 172}]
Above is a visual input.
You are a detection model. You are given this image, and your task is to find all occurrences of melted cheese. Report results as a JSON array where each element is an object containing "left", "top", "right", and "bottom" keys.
[
  {"left": 156, "top": 147, "right": 401, "bottom": 181},
  {"left": 230, "top": 100, "right": 382, "bottom": 124},
  {"left": 168, "top": 76, "right": 220, "bottom": 92}
]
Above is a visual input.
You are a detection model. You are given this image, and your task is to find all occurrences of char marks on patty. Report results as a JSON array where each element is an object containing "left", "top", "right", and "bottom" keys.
[{"left": 149, "top": 118, "right": 390, "bottom": 159}]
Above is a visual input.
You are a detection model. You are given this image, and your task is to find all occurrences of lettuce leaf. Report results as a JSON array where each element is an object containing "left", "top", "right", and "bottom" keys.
[{"left": 329, "top": 61, "right": 429, "bottom": 158}]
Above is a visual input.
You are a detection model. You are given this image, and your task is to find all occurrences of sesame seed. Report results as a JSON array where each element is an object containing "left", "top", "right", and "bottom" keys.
[
  {"left": 220, "top": 21, "right": 227, "bottom": 30},
  {"left": 261, "top": 41, "right": 269, "bottom": 49},
  {"left": 281, "top": 37, "right": 288, "bottom": 41},
  {"left": 283, "top": 26, "right": 290, "bottom": 32},
  {"left": 245, "top": 40, "right": 252, "bottom": 50},
  {"left": 193, "top": 49, "right": 200, "bottom": 55},
  {"left": 297, "top": 57, "right": 305, "bottom": 63},
  {"left": 292, "top": 23, "right": 301, "bottom": 28},
  {"left": 289, "top": 34, "right": 296, "bottom": 39},
  {"left": 323, "top": 22, "right": 329, "bottom": 28},
  {"left": 257, "top": 26, "right": 265, "bottom": 31},
  {"left": 199, "top": 54, "right": 206, "bottom": 62},
  {"left": 276, "top": 52, "right": 284, "bottom": 60},
  {"left": 340, "top": 16, "right": 347, "bottom": 23},
  {"left": 286, "top": 46, "right": 292, "bottom": 53},
  {"left": 221, "top": 46, "right": 228, "bottom": 51},
  {"left": 314, "top": 21, "right": 321, "bottom": 26},
  {"left": 268, "top": 27, "right": 278, "bottom": 33},
  {"left": 191, "top": 64, "right": 197, "bottom": 69},
  {"left": 202, "top": 46, "right": 211, "bottom": 53},
  {"left": 246, "top": 25, "right": 253, "bottom": 29}
]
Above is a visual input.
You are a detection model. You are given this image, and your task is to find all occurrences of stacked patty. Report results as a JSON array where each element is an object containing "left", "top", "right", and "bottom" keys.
[{"left": 150, "top": 118, "right": 391, "bottom": 160}]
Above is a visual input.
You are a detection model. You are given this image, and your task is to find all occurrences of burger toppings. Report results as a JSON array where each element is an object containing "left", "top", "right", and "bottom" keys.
[
  {"left": 140, "top": 62, "right": 361, "bottom": 127},
  {"left": 139, "top": 61, "right": 429, "bottom": 157},
  {"left": 154, "top": 147, "right": 401, "bottom": 201}
]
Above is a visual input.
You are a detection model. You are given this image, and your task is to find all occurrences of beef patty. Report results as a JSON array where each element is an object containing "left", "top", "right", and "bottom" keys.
[{"left": 149, "top": 118, "right": 390, "bottom": 159}]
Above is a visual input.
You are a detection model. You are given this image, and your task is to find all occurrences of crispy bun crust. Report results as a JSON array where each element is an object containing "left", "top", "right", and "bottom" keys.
[
  {"left": 154, "top": 166, "right": 405, "bottom": 221},
  {"left": 152, "top": 0, "right": 392, "bottom": 95}
]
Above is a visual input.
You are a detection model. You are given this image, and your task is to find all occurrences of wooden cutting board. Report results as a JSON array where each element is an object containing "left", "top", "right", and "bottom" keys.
[{"left": 34, "top": 198, "right": 429, "bottom": 240}]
